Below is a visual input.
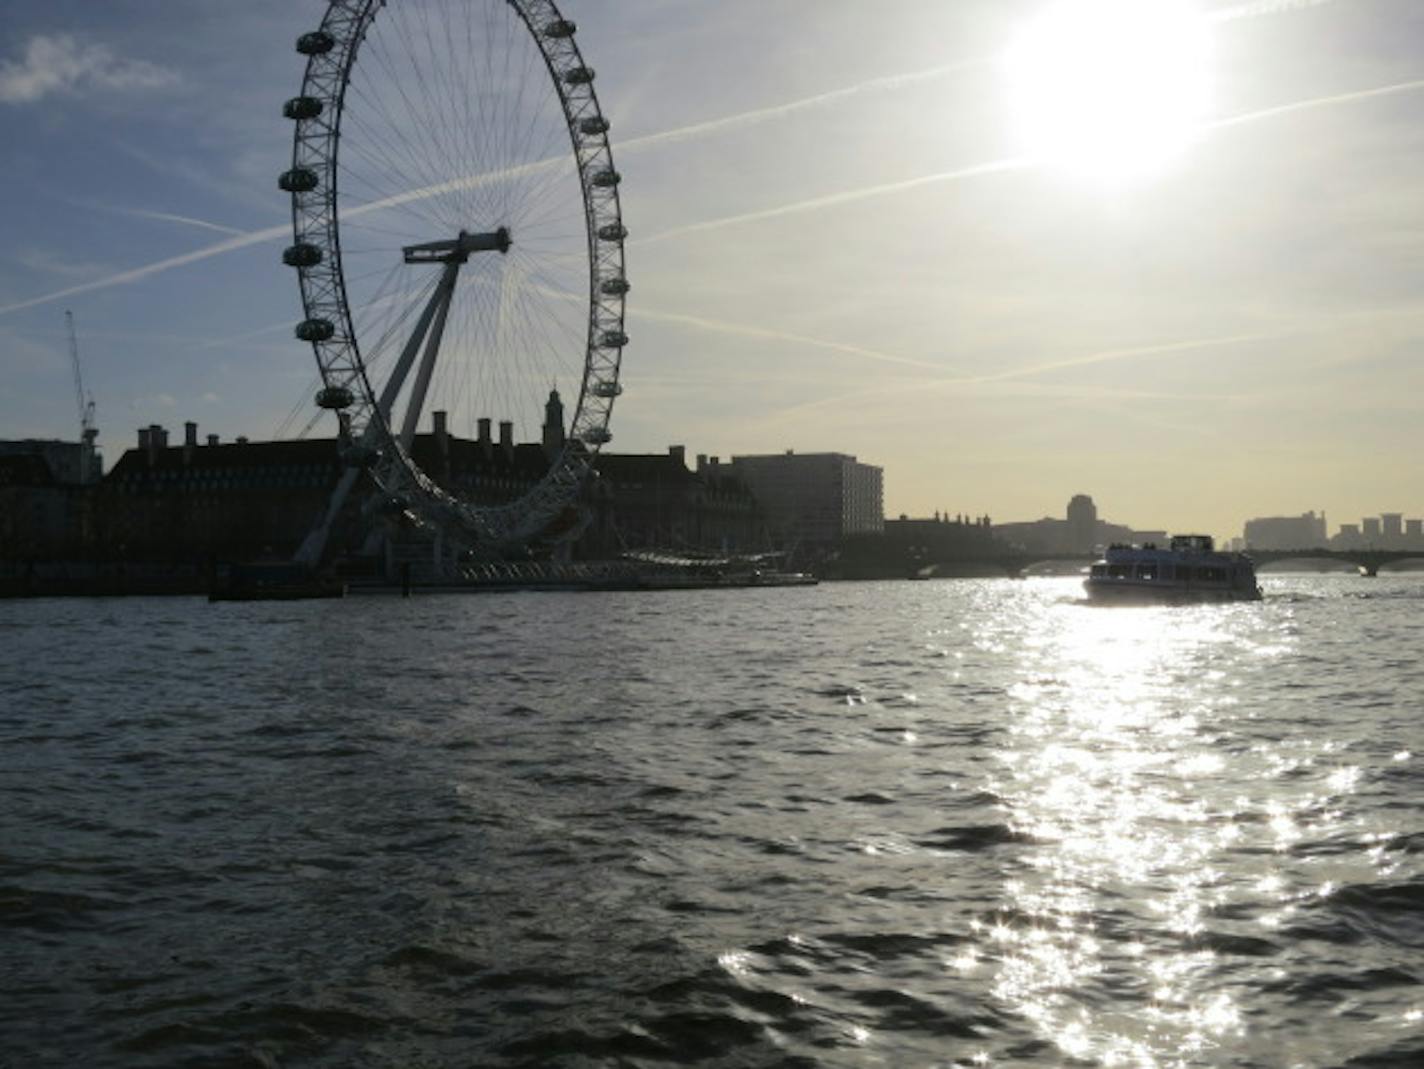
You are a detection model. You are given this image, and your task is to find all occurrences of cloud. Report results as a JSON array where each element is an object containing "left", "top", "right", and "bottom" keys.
[{"left": 0, "top": 34, "right": 176, "bottom": 105}]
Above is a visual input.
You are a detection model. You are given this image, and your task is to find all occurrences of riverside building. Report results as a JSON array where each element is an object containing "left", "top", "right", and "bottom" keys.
[
  {"left": 728, "top": 450, "right": 883, "bottom": 549},
  {"left": 7, "top": 397, "right": 765, "bottom": 567},
  {"left": 1242, "top": 511, "right": 1328, "bottom": 550}
]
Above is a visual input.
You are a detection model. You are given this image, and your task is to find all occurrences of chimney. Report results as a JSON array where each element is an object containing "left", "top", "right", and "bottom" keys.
[
  {"left": 184, "top": 421, "right": 197, "bottom": 465},
  {"left": 668, "top": 444, "right": 686, "bottom": 470},
  {"left": 206, "top": 434, "right": 219, "bottom": 447},
  {"left": 146, "top": 424, "right": 166, "bottom": 467},
  {"left": 477, "top": 417, "right": 492, "bottom": 463},
  {"left": 138, "top": 427, "right": 151, "bottom": 450},
  {"left": 696, "top": 453, "right": 707, "bottom": 475},
  {"left": 432, "top": 410, "right": 450, "bottom": 478},
  {"left": 498, "top": 420, "right": 514, "bottom": 464}
]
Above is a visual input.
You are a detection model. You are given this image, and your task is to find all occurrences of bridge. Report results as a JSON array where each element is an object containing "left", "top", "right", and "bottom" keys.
[
  {"left": 1247, "top": 548, "right": 1424, "bottom": 577},
  {"left": 912, "top": 548, "right": 1424, "bottom": 579}
]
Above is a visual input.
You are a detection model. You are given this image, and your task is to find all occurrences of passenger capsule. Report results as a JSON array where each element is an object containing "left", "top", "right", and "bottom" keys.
[
  {"left": 283, "top": 243, "right": 324, "bottom": 268},
  {"left": 592, "top": 381, "right": 623, "bottom": 398},
  {"left": 599, "top": 330, "right": 628, "bottom": 348},
  {"left": 296, "top": 31, "right": 336, "bottom": 55},
  {"left": 599, "top": 278, "right": 631, "bottom": 297},
  {"left": 543, "top": 19, "right": 577, "bottom": 38},
  {"left": 582, "top": 427, "right": 612, "bottom": 445},
  {"left": 295, "top": 318, "right": 335, "bottom": 342},
  {"left": 283, "top": 96, "right": 324, "bottom": 120},
  {"left": 597, "top": 222, "right": 627, "bottom": 242},
  {"left": 579, "top": 116, "right": 610, "bottom": 136},
  {"left": 590, "top": 169, "right": 621, "bottom": 188},
  {"left": 278, "top": 167, "right": 319, "bottom": 193},
  {"left": 562, "top": 66, "right": 595, "bottom": 85},
  {"left": 315, "top": 385, "right": 354, "bottom": 409}
]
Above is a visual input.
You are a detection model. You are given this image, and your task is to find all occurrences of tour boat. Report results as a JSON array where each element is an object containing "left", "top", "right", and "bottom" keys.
[{"left": 1084, "top": 534, "right": 1262, "bottom": 602}]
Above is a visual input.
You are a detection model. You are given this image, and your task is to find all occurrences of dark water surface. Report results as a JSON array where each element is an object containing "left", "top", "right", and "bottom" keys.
[{"left": 3, "top": 577, "right": 1422, "bottom": 1068}]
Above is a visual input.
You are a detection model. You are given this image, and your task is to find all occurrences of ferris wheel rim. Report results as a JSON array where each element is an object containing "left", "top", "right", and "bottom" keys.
[{"left": 283, "top": 0, "right": 627, "bottom": 550}]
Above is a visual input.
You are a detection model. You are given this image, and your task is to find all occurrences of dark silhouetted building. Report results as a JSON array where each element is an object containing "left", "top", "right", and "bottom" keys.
[
  {"left": 1242, "top": 511, "right": 1327, "bottom": 550},
  {"left": 1066, "top": 493, "right": 1097, "bottom": 553},
  {"left": 728, "top": 450, "right": 883, "bottom": 549}
]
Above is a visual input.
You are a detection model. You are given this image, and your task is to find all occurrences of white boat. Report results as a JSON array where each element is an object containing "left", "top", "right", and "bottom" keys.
[{"left": 1084, "top": 534, "right": 1261, "bottom": 602}]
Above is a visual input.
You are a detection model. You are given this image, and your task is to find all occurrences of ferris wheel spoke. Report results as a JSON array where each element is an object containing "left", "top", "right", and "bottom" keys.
[
  {"left": 380, "top": 15, "right": 455, "bottom": 195},
  {"left": 339, "top": 117, "right": 449, "bottom": 219}
]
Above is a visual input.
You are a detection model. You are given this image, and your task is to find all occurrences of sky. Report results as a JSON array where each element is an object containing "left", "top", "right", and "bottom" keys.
[{"left": 1, "top": 0, "right": 1421, "bottom": 540}]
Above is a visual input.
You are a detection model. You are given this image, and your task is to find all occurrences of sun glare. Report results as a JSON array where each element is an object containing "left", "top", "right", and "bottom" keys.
[{"left": 1004, "top": 0, "right": 1213, "bottom": 183}]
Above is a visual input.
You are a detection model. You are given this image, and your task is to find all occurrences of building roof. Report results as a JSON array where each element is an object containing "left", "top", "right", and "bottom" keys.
[
  {"left": 107, "top": 437, "right": 341, "bottom": 480},
  {"left": 105, "top": 432, "right": 557, "bottom": 481},
  {"left": 0, "top": 454, "right": 58, "bottom": 487},
  {"left": 101, "top": 430, "right": 756, "bottom": 500},
  {"left": 593, "top": 452, "right": 697, "bottom": 485}
]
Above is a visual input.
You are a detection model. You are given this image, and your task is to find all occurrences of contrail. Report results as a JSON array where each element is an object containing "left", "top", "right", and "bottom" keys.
[
  {"left": 966, "top": 328, "right": 1287, "bottom": 384},
  {"left": 515, "top": 275, "right": 947, "bottom": 373},
  {"left": 628, "top": 304, "right": 947, "bottom": 372},
  {"left": 1211, "top": 78, "right": 1424, "bottom": 131},
  {"left": 3, "top": 61, "right": 1417, "bottom": 317},
  {"left": 617, "top": 59, "right": 986, "bottom": 154},
  {"left": 118, "top": 208, "right": 247, "bottom": 236},
  {"left": 0, "top": 156, "right": 560, "bottom": 318},
  {"left": 635, "top": 77, "right": 1424, "bottom": 247},
  {"left": 752, "top": 301, "right": 1424, "bottom": 424},
  {"left": 757, "top": 327, "right": 1283, "bottom": 422},
  {"left": 0, "top": 57, "right": 986, "bottom": 319},
  {"left": 0, "top": 223, "right": 291, "bottom": 317},
  {"left": 634, "top": 158, "right": 1029, "bottom": 246},
  {"left": 194, "top": 320, "right": 296, "bottom": 351},
  {"left": 1212, "top": 0, "right": 1343, "bottom": 21}
]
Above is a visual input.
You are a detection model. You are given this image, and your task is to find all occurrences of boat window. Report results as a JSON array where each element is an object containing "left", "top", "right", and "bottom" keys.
[
  {"left": 1108, "top": 564, "right": 1132, "bottom": 579},
  {"left": 1090, "top": 564, "right": 1107, "bottom": 577},
  {"left": 1175, "top": 565, "right": 1193, "bottom": 581},
  {"left": 1135, "top": 564, "right": 1157, "bottom": 580}
]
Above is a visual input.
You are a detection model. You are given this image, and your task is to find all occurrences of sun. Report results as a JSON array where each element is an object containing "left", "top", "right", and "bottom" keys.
[{"left": 1004, "top": 0, "right": 1213, "bottom": 183}]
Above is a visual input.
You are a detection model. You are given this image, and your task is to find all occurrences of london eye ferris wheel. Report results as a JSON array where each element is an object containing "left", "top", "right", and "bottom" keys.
[{"left": 282, "top": 0, "right": 627, "bottom": 560}]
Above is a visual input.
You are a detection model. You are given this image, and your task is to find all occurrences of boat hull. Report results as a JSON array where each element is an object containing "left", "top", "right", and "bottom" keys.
[{"left": 1084, "top": 579, "right": 1261, "bottom": 603}]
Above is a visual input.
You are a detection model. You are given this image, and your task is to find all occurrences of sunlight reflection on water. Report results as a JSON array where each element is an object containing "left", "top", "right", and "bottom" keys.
[{"left": 982, "top": 594, "right": 1291, "bottom": 1066}]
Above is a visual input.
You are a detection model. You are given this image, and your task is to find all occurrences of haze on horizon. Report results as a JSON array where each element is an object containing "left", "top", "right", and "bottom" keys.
[{"left": 1, "top": 0, "right": 1420, "bottom": 542}]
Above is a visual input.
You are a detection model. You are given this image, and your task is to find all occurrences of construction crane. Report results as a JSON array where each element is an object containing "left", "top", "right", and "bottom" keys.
[{"left": 65, "top": 310, "right": 99, "bottom": 483}]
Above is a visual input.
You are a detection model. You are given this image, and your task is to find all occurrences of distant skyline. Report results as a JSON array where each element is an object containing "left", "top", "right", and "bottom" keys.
[{"left": 2, "top": 0, "right": 1422, "bottom": 541}]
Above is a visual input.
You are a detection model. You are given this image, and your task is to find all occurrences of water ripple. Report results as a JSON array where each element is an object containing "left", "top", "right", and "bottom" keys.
[{"left": 1, "top": 576, "right": 1420, "bottom": 1066}]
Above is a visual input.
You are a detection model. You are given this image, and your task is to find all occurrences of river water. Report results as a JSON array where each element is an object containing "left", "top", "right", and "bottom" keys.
[{"left": 2, "top": 576, "right": 1421, "bottom": 1068}]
